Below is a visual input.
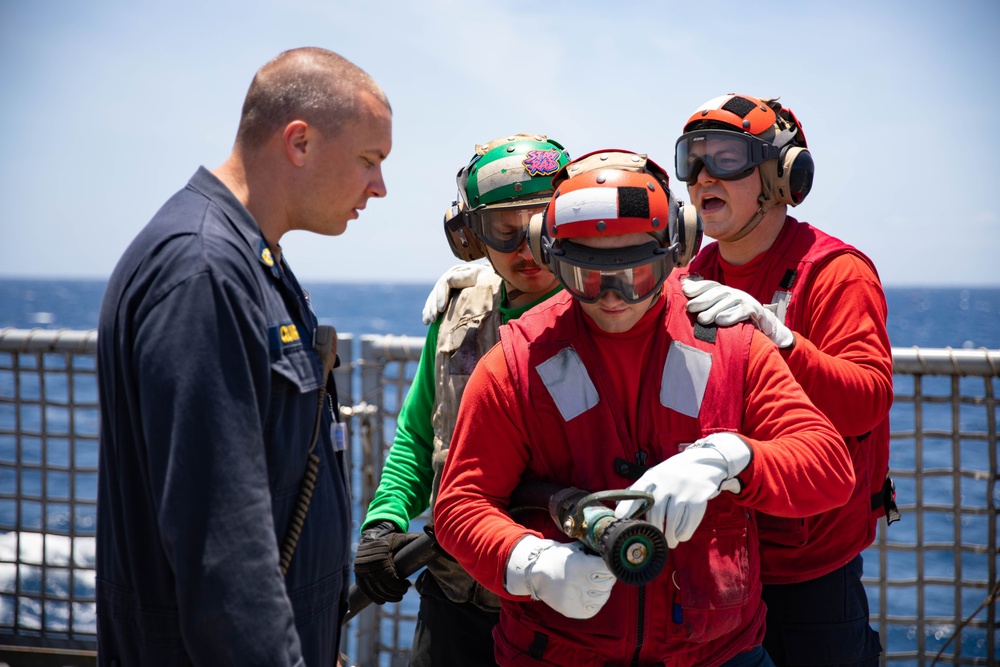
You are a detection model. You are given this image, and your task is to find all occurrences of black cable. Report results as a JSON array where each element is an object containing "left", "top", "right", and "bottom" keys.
[{"left": 279, "top": 325, "right": 336, "bottom": 576}]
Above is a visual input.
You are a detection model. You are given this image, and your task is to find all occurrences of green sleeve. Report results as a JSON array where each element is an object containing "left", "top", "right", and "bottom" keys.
[{"left": 360, "top": 317, "right": 440, "bottom": 532}]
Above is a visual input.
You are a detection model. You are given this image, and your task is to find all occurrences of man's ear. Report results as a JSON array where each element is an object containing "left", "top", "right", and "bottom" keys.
[{"left": 283, "top": 120, "right": 309, "bottom": 167}]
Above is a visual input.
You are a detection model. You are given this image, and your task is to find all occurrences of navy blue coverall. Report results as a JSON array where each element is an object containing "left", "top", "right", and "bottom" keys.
[{"left": 96, "top": 167, "right": 351, "bottom": 666}]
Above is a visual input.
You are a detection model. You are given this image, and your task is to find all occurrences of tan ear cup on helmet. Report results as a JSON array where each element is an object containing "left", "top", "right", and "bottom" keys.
[
  {"left": 526, "top": 210, "right": 549, "bottom": 269},
  {"left": 675, "top": 203, "right": 704, "bottom": 267},
  {"left": 760, "top": 146, "right": 815, "bottom": 206},
  {"left": 443, "top": 200, "right": 488, "bottom": 262},
  {"left": 663, "top": 191, "right": 703, "bottom": 268}
]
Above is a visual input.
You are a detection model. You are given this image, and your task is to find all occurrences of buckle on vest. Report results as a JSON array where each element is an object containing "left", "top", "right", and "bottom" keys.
[
  {"left": 528, "top": 632, "right": 548, "bottom": 659},
  {"left": 871, "top": 476, "right": 900, "bottom": 525},
  {"left": 614, "top": 456, "right": 650, "bottom": 481}
]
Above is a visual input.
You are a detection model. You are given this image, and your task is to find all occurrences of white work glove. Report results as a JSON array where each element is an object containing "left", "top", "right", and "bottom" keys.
[
  {"left": 681, "top": 278, "right": 795, "bottom": 349},
  {"left": 505, "top": 535, "right": 616, "bottom": 619},
  {"left": 614, "top": 433, "right": 752, "bottom": 549},
  {"left": 421, "top": 263, "right": 492, "bottom": 325}
]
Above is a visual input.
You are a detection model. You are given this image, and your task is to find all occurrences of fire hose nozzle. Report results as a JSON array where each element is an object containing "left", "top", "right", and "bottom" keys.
[{"left": 549, "top": 488, "right": 668, "bottom": 586}]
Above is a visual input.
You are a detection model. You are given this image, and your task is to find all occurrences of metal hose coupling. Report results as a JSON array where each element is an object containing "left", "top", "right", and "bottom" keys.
[{"left": 548, "top": 487, "right": 668, "bottom": 586}]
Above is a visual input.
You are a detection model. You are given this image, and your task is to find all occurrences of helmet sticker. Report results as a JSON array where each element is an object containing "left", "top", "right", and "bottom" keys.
[{"left": 522, "top": 149, "right": 563, "bottom": 177}]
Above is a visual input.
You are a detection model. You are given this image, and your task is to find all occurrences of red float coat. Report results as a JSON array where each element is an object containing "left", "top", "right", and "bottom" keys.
[
  {"left": 434, "top": 278, "right": 853, "bottom": 667},
  {"left": 684, "top": 216, "right": 893, "bottom": 584}
]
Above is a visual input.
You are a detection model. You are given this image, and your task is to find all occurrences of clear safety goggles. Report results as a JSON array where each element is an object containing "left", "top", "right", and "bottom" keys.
[
  {"left": 548, "top": 240, "right": 674, "bottom": 304},
  {"left": 462, "top": 200, "right": 547, "bottom": 253},
  {"left": 674, "top": 129, "right": 781, "bottom": 184}
]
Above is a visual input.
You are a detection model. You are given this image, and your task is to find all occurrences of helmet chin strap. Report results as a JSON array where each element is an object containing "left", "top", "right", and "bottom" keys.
[
  {"left": 505, "top": 286, "right": 525, "bottom": 303},
  {"left": 725, "top": 197, "right": 771, "bottom": 243},
  {"left": 494, "top": 265, "right": 524, "bottom": 304},
  {"left": 646, "top": 284, "right": 664, "bottom": 312}
]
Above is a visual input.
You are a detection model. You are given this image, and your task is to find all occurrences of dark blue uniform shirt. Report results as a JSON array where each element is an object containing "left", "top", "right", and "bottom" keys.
[{"left": 96, "top": 167, "right": 351, "bottom": 666}]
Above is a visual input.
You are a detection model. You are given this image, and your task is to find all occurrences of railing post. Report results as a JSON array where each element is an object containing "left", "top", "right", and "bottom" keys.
[
  {"left": 915, "top": 373, "right": 927, "bottom": 667},
  {"left": 333, "top": 334, "right": 355, "bottom": 501},
  {"left": 353, "top": 335, "right": 388, "bottom": 667},
  {"left": 986, "top": 374, "right": 997, "bottom": 667}
]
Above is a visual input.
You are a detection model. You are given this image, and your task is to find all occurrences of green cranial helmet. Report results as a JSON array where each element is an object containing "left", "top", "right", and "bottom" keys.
[
  {"left": 445, "top": 134, "right": 570, "bottom": 261},
  {"left": 459, "top": 134, "right": 570, "bottom": 208}
]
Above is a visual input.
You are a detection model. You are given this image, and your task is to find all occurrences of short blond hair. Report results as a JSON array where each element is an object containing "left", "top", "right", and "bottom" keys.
[{"left": 235, "top": 47, "right": 390, "bottom": 150}]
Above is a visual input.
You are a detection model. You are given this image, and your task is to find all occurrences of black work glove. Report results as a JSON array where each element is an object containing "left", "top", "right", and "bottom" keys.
[{"left": 354, "top": 520, "right": 421, "bottom": 604}]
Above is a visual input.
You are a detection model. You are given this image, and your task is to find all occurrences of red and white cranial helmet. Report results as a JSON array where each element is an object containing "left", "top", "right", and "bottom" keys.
[{"left": 527, "top": 149, "right": 702, "bottom": 272}]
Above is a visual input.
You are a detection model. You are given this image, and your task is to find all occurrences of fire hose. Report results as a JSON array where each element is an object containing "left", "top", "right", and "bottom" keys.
[
  {"left": 345, "top": 482, "right": 668, "bottom": 621},
  {"left": 508, "top": 482, "right": 668, "bottom": 586}
]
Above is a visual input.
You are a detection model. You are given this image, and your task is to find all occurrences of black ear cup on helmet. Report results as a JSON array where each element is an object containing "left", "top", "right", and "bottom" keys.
[
  {"left": 768, "top": 146, "right": 814, "bottom": 206},
  {"left": 675, "top": 202, "right": 703, "bottom": 267},
  {"left": 526, "top": 209, "right": 550, "bottom": 269},
  {"left": 443, "top": 200, "right": 488, "bottom": 261}
]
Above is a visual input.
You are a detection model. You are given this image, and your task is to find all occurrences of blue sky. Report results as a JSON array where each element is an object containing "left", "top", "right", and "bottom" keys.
[{"left": 2, "top": 0, "right": 998, "bottom": 286}]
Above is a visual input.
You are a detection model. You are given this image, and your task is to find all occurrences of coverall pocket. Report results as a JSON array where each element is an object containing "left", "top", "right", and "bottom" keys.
[
  {"left": 668, "top": 506, "right": 752, "bottom": 642},
  {"left": 270, "top": 345, "right": 322, "bottom": 394},
  {"left": 266, "top": 346, "right": 326, "bottom": 495}
]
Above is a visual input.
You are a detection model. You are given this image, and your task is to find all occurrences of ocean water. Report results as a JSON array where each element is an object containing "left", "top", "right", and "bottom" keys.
[
  {"left": 2, "top": 279, "right": 999, "bottom": 349},
  {"left": 1, "top": 278, "right": 998, "bottom": 660}
]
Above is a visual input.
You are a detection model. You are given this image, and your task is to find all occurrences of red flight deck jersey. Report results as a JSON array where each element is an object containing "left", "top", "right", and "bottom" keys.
[
  {"left": 685, "top": 216, "right": 893, "bottom": 584},
  {"left": 434, "top": 278, "right": 853, "bottom": 667}
]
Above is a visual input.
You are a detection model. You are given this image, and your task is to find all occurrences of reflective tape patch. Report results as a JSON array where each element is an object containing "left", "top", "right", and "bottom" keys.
[
  {"left": 535, "top": 347, "right": 600, "bottom": 421},
  {"left": 696, "top": 94, "right": 734, "bottom": 113},
  {"left": 660, "top": 341, "right": 712, "bottom": 417},
  {"left": 475, "top": 154, "right": 532, "bottom": 194},
  {"left": 553, "top": 187, "right": 618, "bottom": 226},
  {"left": 769, "top": 290, "right": 791, "bottom": 325}
]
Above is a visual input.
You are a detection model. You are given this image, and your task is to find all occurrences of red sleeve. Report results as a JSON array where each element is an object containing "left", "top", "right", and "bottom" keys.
[
  {"left": 781, "top": 253, "right": 893, "bottom": 436},
  {"left": 432, "top": 344, "right": 541, "bottom": 599},
  {"left": 737, "top": 330, "right": 856, "bottom": 517}
]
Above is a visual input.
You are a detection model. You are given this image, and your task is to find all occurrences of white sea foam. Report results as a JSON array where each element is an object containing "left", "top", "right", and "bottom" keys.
[{"left": 0, "top": 531, "right": 96, "bottom": 634}]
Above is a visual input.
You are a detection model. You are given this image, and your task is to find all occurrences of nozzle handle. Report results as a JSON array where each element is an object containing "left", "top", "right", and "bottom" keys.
[{"left": 569, "top": 489, "right": 653, "bottom": 527}]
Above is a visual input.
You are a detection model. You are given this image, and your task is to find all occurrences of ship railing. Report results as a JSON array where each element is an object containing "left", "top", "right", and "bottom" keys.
[{"left": 0, "top": 328, "right": 997, "bottom": 667}]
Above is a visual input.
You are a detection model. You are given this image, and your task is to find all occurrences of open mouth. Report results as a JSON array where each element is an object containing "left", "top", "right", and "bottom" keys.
[{"left": 700, "top": 196, "right": 726, "bottom": 213}]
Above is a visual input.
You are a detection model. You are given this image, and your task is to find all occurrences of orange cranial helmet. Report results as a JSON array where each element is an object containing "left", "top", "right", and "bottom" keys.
[
  {"left": 676, "top": 94, "right": 814, "bottom": 207},
  {"left": 683, "top": 93, "right": 803, "bottom": 143}
]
